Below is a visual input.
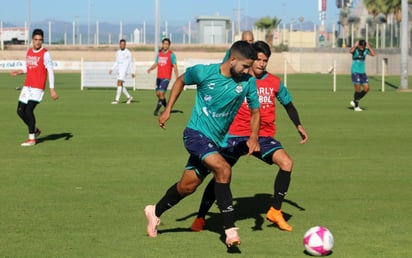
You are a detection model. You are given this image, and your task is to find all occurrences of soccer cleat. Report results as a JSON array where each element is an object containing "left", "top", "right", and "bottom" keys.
[
  {"left": 144, "top": 205, "right": 160, "bottom": 237},
  {"left": 225, "top": 227, "right": 241, "bottom": 247},
  {"left": 266, "top": 207, "right": 293, "bottom": 231},
  {"left": 111, "top": 100, "right": 119, "bottom": 104},
  {"left": 191, "top": 217, "right": 206, "bottom": 232},
  {"left": 126, "top": 96, "right": 133, "bottom": 104},
  {"left": 21, "top": 139, "right": 36, "bottom": 146},
  {"left": 350, "top": 101, "right": 355, "bottom": 108},
  {"left": 35, "top": 128, "right": 41, "bottom": 138},
  {"left": 153, "top": 110, "right": 159, "bottom": 116},
  {"left": 354, "top": 107, "right": 363, "bottom": 112}
]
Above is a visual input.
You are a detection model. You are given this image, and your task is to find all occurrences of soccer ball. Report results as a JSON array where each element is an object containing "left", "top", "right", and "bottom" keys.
[{"left": 303, "top": 226, "right": 334, "bottom": 256}]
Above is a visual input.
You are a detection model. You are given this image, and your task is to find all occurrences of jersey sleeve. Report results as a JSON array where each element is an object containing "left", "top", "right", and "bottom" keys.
[
  {"left": 276, "top": 82, "right": 292, "bottom": 105},
  {"left": 171, "top": 53, "right": 177, "bottom": 64},
  {"left": 184, "top": 65, "right": 203, "bottom": 85},
  {"left": 245, "top": 78, "right": 260, "bottom": 109},
  {"left": 43, "top": 51, "right": 55, "bottom": 88}
]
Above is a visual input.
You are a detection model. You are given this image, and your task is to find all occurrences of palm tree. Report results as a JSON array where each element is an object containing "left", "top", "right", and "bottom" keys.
[{"left": 254, "top": 16, "right": 281, "bottom": 46}]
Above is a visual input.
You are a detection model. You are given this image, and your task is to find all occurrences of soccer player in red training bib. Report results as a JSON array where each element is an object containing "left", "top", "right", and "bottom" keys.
[
  {"left": 147, "top": 38, "right": 179, "bottom": 116},
  {"left": 10, "top": 29, "right": 59, "bottom": 146},
  {"left": 191, "top": 41, "right": 308, "bottom": 232}
]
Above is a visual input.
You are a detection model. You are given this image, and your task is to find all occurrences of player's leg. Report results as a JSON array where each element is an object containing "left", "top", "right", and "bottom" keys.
[
  {"left": 204, "top": 153, "right": 240, "bottom": 246},
  {"left": 112, "top": 79, "right": 123, "bottom": 104},
  {"left": 350, "top": 73, "right": 362, "bottom": 110},
  {"left": 153, "top": 79, "right": 169, "bottom": 116},
  {"left": 191, "top": 178, "right": 215, "bottom": 231},
  {"left": 118, "top": 72, "right": 132, "bottom": 103},
  {"left": 144, "top": 168, "right": 203, "bottom": 237},
  {"left": 191, "top": 137, "right": 247, "bottom": 232},
  {"left": 256, "top": 137, "right": 293, "bottom": 231},
  {"left": 18, "top": 101, "right": 38, "bottom": 146}
]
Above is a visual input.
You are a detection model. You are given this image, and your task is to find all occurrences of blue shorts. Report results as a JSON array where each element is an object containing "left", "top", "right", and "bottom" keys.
[
  {"left": 351, "top": 73, "right": 369, "bottom": 85},
  {"left": 183, "top": 127, "right": 219, "bottom": 179},
  {"left": 155, "top": 78, "right": 170, "bottom": 92},
  {"left": 221, "top": 136, "right": 284, "bottom": 165}
]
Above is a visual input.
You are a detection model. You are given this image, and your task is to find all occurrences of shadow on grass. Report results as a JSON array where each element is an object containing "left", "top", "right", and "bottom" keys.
[
  {"left": 36, "top": 132, "right": 73, "bottom": 144},
  {"left": 159, "top": 193, "right": 305, "bottom": 250}
]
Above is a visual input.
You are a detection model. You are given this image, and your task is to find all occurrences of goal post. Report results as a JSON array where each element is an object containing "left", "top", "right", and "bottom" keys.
[{"left": 80, "top": 58, "right": 137, "bottom": 90}]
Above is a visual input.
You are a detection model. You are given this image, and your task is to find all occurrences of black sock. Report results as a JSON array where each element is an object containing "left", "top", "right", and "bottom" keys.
[
  {"left": 359, "top": 90, "right": 367, "bottom": 99},
  {"left": 272, "top": 170, "right": 291, "bottom": 210},
  {"left": 214, "top": 182, "right": 235, "bottom": 229},
  {"left": 354, "top": 92, "right": 362, "bottom": 107},
  {"left": 196, "top": 178, "right": 216, "bottom": 218},
  {"left": 161, "top": 98, "right": 167, "bottom": 107},
  {"left": 155, "top": 183, "right": 184, "bottom": 217},
  {"left": 154, "top": 99, "right": 162, "bottom": 112}
]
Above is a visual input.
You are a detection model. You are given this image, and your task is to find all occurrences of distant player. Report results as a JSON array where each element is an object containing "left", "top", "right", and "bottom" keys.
[
  {"left": 10, "top": 28, "right": 59, "bottom": 146},
  {"left": 109, "top": 39, "right": 135, "bottom": 104},
  {"left": 349, "top": 39, "right": 375, "bottom": 111},
  {"left": 147, "top": 38, "right": 179, "bottom": 116}
]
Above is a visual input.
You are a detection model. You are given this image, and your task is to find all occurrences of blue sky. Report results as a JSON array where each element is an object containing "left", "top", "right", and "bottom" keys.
[{"left": 1, "top": 0, "right": 341, "bottom": 26}]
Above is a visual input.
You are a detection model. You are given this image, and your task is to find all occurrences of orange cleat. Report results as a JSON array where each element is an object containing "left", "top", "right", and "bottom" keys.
[{"left": 266, "top": 207, "right": 293, "bottom": 231}]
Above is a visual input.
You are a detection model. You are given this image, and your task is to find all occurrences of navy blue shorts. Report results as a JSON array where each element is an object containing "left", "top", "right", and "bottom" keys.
[
  {"left": 351, "top": 73, "right": 369, "bottom": 85},
  {"left": 221, "top": 136, "right": 284, "bottom": 165},
  {"left": 184, "top": 127, "right": 220, "bottom": 179},
  {"left": 155, "top": 78, "right": 170, "bottom": 92}
]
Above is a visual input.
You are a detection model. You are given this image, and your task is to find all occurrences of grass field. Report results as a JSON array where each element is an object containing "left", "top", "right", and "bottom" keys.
[{"left": 0, "top": 72, "right": 411, "bottom": 257}]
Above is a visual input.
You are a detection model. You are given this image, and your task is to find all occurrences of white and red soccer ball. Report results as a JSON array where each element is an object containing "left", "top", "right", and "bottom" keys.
[{"left": 303, "top": 226, "right": 334, "bottom": 256}]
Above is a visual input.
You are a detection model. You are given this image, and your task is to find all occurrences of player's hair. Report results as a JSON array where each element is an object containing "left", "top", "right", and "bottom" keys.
[
  {"left": 229, "top": 40, "right": 257, "bottom": 60},
  {"left": 32, "top": 28, "right": 44, "bottom": 38},
  {"left": 358, "top": 39, "right": 366, "bottom": 47},
  {"left": 162, "top": 38, "right": 171, "bottom": 44},
  {"left": 253, "top": 41, "right": 271, "bottom": 58},
  {"left": 119, "top": 39, "right": 126, "bottom": 44}
]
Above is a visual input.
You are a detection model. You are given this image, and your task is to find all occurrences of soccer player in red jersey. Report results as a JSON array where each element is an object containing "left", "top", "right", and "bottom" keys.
[
  {"left": 11, "top": 28, "right": 59, "bottom": 146},
  {"left": 191, "top": 41, "right": 308, "bottom": 232},
  {"left": 147, "top": 38, "right": 179, "bottom": 116}
]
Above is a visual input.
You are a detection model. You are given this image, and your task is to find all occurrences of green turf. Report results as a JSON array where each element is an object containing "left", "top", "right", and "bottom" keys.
[{"left": 0, "top": 73, "right": 411, "bottom": 257}]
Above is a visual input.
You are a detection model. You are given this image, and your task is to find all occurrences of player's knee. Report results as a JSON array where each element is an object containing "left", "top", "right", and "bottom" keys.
[{"left": 278, "top": 157, "right": 293, "bottom": 171}]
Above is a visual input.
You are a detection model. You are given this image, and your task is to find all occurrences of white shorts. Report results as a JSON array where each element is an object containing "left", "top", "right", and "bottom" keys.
[
  {"left": 117, "top": 71, "right": 127, "bottom": 81},
  {"left": 18, "top": 86, "right": 45, "bottom": 104}
]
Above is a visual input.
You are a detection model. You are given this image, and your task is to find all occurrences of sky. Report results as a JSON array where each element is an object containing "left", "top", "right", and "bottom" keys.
[{"left": 0, "top": 0, "right": 342, "bottom": 27}]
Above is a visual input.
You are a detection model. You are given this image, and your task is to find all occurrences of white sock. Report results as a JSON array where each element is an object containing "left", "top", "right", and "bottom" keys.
[
  {"left": 122, "top": 86, "right": 131, "bottom": 98},
  {"left": 29, "top": 134, "right": 35, "bottom": 140},
  {"left": 115, "top": 87, "right": 122, "bottom": 101}
]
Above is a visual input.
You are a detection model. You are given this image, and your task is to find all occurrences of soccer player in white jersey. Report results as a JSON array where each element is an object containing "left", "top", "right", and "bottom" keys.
[
  {"left": 109, "top": 39, "right": 135, "bottom": 104},
  {"left": 10, "top": 28, "right": 59, "bottom": 146}
]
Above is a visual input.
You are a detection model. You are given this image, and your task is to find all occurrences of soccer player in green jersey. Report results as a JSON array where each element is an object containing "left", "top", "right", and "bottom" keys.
[
  {"left": 349, "top": 40, "right": 375, "bottom": 111},
  {"left": 144, "top": 41, "right": 260, "bottom": 247}
]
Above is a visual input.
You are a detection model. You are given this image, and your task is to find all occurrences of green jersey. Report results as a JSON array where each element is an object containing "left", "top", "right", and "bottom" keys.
[
  {"left": 184, "top": 63, "right": 260, "bottom": 147},
  {"left": 351, "top": 48, "right": 370, "bottom": 73}
]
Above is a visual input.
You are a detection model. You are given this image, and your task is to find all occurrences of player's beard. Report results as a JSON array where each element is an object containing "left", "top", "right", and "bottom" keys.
[{"left": 230, "top": 65, "right": 244, "bottom": 78}]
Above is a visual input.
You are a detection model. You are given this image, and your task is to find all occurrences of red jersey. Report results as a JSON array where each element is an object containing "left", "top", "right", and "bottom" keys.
[
  {"left": 24, "top": 48, "right": 48, "bottom": 90},
  {"left": 156, "top": 50, "right": 176, "bottom": 80},
  {"left": 229, "top": 73, "right": 282, "bottom": 137}
]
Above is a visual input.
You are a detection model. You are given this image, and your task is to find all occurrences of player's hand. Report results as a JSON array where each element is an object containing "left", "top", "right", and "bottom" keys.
[
  {"left": 109, "top": 70, "right": 112, "bottom": 75},
  {"left": 132, "top": 73, "right": 136, "bottom": 78},
  {"left": 50, "top": 89, "right": 59, "bottom": 100},
  {"left": 158, "top": 111, "right": 170, "bottom": 130},
  {"left": 297, "top": 125, "right": 308, "bottom": 144},
  {"left": 246, "top": 135, "right": 260, "bottom": 155}
]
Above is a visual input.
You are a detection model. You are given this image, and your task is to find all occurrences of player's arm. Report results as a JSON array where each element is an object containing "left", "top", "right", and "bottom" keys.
[
  {"left": 44, "top": 52, "right": 59, "bottom": 100},
  {"left": 349, "top": 41, "right": 359, "bottom": 54},
  {"left": 366, "top": 41, "right": 376, "bottom": 56},
  {"left": 158, "top": 74, "right": 185, "bottom": 129},
  {"left": 246, "top": 107, "right": 260, "bottom": 155},
  {"left": 10, "top": 69, "right": 24, "bottom": 76},
  {"left": 171, "top": 53, "right": 179, "bottom": 78},
  {"left": 283, "top": 102, "right": 308, "bottom": 144}
]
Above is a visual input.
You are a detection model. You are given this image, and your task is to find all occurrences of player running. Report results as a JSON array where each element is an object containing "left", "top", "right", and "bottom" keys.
[{"left": 191, "top": 41, "right": 308, "bottom": 232}]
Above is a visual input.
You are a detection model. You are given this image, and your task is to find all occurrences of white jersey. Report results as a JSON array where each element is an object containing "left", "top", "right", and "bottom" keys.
[{"left": 111, "top": 48, "right": 134, "bottom": 80}]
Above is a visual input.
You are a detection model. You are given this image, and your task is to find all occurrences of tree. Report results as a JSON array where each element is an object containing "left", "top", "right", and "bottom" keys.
[{"left": 254, "top": 16, "right": 281, "bottom": 46}]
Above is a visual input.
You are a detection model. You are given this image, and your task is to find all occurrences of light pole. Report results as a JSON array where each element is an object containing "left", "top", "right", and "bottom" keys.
[
  {"left": 27, "top": 0, "right": 31, "bottom": 45},
  {"left": 154, "top": 0, "right": 159, "bottom": 53}
]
